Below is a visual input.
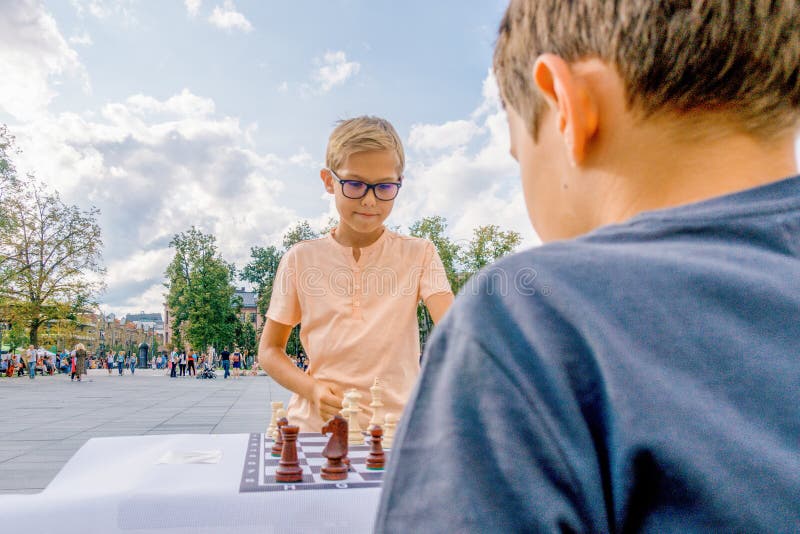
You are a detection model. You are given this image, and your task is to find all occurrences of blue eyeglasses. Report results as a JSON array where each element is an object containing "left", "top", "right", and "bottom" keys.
[{"left": 327, "top": 169, "right": 403, "bottom": 201}]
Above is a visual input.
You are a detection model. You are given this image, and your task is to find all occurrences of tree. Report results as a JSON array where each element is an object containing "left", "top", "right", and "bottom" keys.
[
  {"left": 460, "top": 224, "right": 522, "bottom": 273},
  {"left": 282, "top": 220, "right": 319, "bottom": 249},
  {"left": 234, "top": 318, "right": 257, "bottom": 357},
  {"left": 240, "top": 245, "right": 283, "bottom": 322},
  {"left": 409, "top": 215, "right": 462, "bottom": 292},
  {"left": 0, "top": 178, "right": 105, "bottom": 346},
  {"left": 164, "top": 227, "right": 238, "bottom": 353},
  {"left": 320, "top": 216, "right": 338, "bottom": 235}
]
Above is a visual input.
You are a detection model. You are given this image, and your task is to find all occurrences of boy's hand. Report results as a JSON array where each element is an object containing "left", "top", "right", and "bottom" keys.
[{"left": 310, "top": 379, "right": 343, "bottom": 422}]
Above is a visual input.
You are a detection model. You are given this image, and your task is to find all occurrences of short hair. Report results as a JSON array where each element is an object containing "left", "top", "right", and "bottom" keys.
[
  {"left": 494, "top": 0, "right": 800, "bottom": 139},
  {"left": 325, "top": 116, "right": 405, "bottom": 174}
]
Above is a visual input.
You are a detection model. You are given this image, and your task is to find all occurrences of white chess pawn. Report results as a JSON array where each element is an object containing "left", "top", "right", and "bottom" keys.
[
  {"left": 369, "top": 377, "right": 384, "bottom": 428},
  {"left": 272, "top": 408, "right": 287, "bottom": 441},
  {"left": 383, "top": 413, "right": 397, "bottom": 449},
  {"left": 267, "top": 401, "right": 284, "bottom": 439}
]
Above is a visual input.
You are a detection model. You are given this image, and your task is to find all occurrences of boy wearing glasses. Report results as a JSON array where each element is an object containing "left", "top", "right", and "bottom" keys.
[
  {"left": 258, "top": 116, "right": 454, "bottom": 432},
  {"left": 376, "top": 0, "right": 800, "bottom": 531}
]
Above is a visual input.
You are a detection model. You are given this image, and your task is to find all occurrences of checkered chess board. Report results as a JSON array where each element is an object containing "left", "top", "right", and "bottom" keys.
[{"left": 239, "top": 432, "right": 387, "bottom": 492}]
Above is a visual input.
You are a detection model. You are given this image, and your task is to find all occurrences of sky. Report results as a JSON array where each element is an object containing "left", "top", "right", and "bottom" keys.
[{"left": 0, "top": 0, "right": 539, "bottom": 318}]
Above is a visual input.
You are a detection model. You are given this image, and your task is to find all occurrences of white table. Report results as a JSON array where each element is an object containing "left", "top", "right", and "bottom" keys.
[{"left": 5, "top": 434, "right": 383, "bottom": 533}]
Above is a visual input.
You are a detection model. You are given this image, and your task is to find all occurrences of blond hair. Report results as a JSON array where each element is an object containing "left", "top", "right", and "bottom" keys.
[
  {"left": 325, "top": 116, "right": 405, "bottom": 173},
  {"left": 75, "top": 343, "right": 86, "bottom": 351},
  {"left": 494, "top": 0, "right": 800, "bottom": 140}
]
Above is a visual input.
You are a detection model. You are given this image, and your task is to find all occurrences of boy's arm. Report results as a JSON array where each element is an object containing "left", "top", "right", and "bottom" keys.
[
  {"left": 424, "top": 292, "right": 454, "bottom": 324},
  {"left": 257, "top": 318, "right": 343, "bottom": 422}
]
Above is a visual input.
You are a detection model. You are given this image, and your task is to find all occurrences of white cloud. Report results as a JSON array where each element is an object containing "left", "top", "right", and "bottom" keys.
[
  {"left": 70, "top": 0, "right": 137, "bottom": 25},
  {"left": 314, "top": 51, "right": 360, "bottom": 92},
  {"left": 184, "top": 0, "right": 201, "bottom": 17},
  {"left": 394, "top": 70, "right": 540, "bottom": 249},
  {"left": 0, "top": 0, "right": 89, "bottom": 120},
  {"left": 8, "top": 89, "right": 325, "bottom": 316},
  {"left": 68, "top": 31, "right": 93, "bottom": 46},
  {"left": 208, "top": 0, "right": 253, "bottom": 33},
  {"left": 277, "top": 81, "right": 289, "bottom": 93},
  {"left": 408, "top": 120, "right": 481, "bottom": 152}
]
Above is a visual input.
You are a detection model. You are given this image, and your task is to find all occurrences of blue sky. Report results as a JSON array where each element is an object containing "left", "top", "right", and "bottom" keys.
[{"left": 1, "top": 0, "right": 537, "bottom": 316}]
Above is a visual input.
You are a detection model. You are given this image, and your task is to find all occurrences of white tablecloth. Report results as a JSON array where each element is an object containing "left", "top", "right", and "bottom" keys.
[{"left": 5, "top": 434, "right": 382, "bottom": 533}]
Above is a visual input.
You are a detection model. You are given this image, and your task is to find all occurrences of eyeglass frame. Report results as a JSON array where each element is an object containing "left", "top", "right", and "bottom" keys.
[{"left": 325, "top": 168, "right": 403, "bottom": 201}]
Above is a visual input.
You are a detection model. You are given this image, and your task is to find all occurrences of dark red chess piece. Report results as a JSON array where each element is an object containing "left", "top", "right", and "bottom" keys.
[
  {"left": 366, "top": 425, "right": 385, "bottom": 470},
  {"left": 271, "top": 417, "right": 288, "bottom": 457},
  {"left": 275, "top": 425, "right": 303, "bottom": 482},
  {"left": 321, "top": 414, "right": 349, "bottom": 480}
]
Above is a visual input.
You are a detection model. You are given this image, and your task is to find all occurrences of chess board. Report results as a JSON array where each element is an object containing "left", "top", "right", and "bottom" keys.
[{"left": 239, "top": 432, "right": 388, "bottom": 493}]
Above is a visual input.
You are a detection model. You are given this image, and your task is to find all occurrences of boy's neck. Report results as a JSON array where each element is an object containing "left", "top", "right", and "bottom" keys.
[
  {"left": 588, "top": 129, "right": 799, "bottom": 232},
  {"left": 332, "top": 223, "right": 386, "bottom": 252}
]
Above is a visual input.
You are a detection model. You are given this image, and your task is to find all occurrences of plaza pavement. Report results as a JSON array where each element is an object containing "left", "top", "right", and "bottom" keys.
[{"left": 0, "top": 368, "right": 292, "bottom": 494}]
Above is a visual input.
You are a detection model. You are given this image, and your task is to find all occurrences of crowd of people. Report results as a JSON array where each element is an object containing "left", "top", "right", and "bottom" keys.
[{"left": 0, "top": 343, "right": 282, "bottom": 382}]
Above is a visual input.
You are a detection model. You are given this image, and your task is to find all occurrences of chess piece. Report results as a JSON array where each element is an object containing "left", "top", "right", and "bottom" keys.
[
  {"left": 267, "top": 401, "right": 283, "bottom": 439},
  {"left": 369, "top": 377, "right": 384, "bottom": 428},
  {"left": 366, "top": 425, "right": 385, "bottom": 470},
  {"left": 275, "top": 425, "right": 303, "bottom": 482},
  {"left": 345, "top": 389, "right": 364, "bottom": 445},
  {"left": 383, "top": 413, "right": 397, "bottom": 449},
  {"left": 320, "top": 414, "right": 349, "bottom": 480},
  {"left": 272, "top": 408, "right": 287, "bottom": 441},
  {"left": 271, "top": 416, "right": 288, "bottom": 457}
]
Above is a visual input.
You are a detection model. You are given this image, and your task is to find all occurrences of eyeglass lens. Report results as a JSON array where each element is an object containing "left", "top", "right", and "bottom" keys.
[{"left": 342, "top": 181, "right": 399, "bottom": 200}]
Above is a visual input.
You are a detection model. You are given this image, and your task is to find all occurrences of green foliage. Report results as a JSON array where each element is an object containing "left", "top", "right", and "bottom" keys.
[
  {"left": 234, "top": 318, "right": 257, "bottom": 356},
  {"left": 460, "top": 224, "right": 522, "bottom": 273},
  {"left": 240, "top": 245, "right": 283, "bottom": 320},
  {"left": 282, "top": 220, "right": 319, "bottom": 249},
  {"left": 409, "top": 215, "right": 463, "bottom": 293},
  {"left": 0, "top": 166, "right": 105, "bottom": 346},
  {"left": 320, "top": 217, "right": 338, "bottom": 235},
  {"left": 165, "top": 227, "right": 238, "bottom": 353},
  {"left": 5, "top": 323, "right": 29, "bottom": 354}
]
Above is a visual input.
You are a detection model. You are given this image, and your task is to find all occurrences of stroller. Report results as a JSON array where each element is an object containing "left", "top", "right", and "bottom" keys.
[{"left": 197, "top": 361, "right": 216, "bottom": 379}]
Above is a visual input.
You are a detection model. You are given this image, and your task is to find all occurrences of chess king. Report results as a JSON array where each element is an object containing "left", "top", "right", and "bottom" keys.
[{"left": 257, "top": 116, "right": 454, "bottom": 432}]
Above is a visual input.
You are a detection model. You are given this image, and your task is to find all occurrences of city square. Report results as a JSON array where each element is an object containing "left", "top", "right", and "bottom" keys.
[{"left": 0, "top": 369, "right": 291, "bottom": 494}]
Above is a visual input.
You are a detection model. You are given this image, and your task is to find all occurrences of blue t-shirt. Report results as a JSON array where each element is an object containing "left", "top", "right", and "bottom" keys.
[{"left": 376, "top": 176, "right": 800, "bottom": 532}]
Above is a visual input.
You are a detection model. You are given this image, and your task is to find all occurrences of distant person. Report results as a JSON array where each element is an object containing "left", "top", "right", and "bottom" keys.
[
  {"left": 179, "top": 351, "right": 187, "bottom": 377},
  {"left": 106, "top": 352, "right": 113, "bottom": 375},
  {"left": 116, "top": 351, "right": 125, "bottom": 375},
  {"left": 232, "top": 348, "right": 242, "bottom": 379},
  {"left": 129, "top": 352, "right": 136, "bottom": 375},
  {"left": 187, "top": 350, "right": 196, "bottom": 376},
  {"left": 220, "top": 347, "right": 231, "bottom": 379},
  {"left": 24, "top": 345, "right": 35, "bottom": 379},
  {"left": 74, "top": 344, "right": 86, "bottom": 381}
]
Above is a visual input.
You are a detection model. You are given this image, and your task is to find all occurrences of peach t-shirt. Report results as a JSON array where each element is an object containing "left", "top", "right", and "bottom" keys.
[{"left": 267, "top": 227, "right": 451, "bottom": 432}]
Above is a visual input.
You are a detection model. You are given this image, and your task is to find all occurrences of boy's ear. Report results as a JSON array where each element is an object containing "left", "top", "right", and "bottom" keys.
[
  {"left": 532, "top": 54, "right": 598, "bottom": 164},
  {"left": 320, "top": 168, "right": 335, "bottom": 194}
]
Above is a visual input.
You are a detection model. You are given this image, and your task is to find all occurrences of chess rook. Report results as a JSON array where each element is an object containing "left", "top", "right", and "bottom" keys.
[{"left": 275, "top": 425, "right": 303, "bottom": 482}]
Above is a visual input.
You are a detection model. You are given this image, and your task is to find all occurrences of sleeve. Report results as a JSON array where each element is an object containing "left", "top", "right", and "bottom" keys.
[
  {"left": 373, "top": 296, "right": 609, "bottom": 532},
  {"left": 418, "top": 240, "right": 452, "bottom": 301},
  {"left": 266, "top": 246, "right": 302, "bottom": 327}
]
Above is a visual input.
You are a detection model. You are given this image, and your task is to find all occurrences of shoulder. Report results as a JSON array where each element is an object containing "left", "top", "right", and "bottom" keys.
[{"left": 382, "top": 230, "right": 436, "bottom": 255}]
